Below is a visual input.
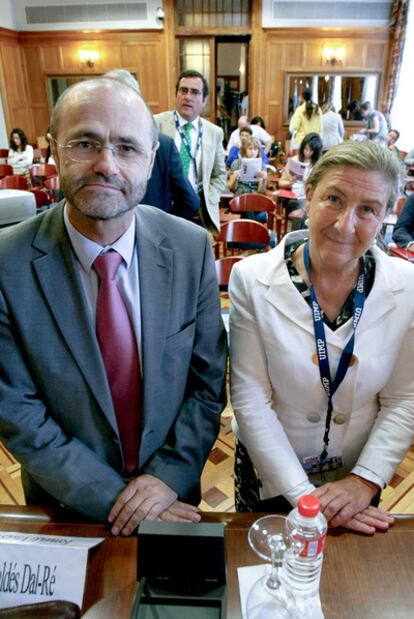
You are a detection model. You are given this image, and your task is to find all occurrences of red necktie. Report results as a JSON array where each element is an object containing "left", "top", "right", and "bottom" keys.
[{"left": 93, "top": 250, "right": 142, "bottom": 472}]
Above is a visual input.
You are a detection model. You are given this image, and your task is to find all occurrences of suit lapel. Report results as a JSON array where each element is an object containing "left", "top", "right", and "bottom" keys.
[
  {"left": 135, "top": 209, "right": 174, "bottom": 426},
  {"left": 32, "top": 206, "right": 118, "bottom": 431}
]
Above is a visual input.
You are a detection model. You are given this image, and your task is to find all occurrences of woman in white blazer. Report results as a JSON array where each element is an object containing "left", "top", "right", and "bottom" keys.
[{"left": 230, "top": 141, "right": 414, "bottom": 534}]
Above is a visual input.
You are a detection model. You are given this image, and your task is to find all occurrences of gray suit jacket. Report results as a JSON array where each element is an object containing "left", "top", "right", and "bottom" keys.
[
  {"left": 0, "top": 204, "right": 227, "bottom": 521},
  {"left": 154, "top": 111, "right": 227, "bottom": 232}
]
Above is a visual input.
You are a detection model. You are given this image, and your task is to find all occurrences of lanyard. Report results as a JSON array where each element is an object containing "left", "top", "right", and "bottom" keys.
[
  {"left": 174, "top": 112, "right": 203, "bottom": 178},
  {"left": 303, "top": 241, "right": 366, "bottom": 462}
]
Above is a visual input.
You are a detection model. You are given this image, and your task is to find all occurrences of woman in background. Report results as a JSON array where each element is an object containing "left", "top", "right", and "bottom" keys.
[
  {"left": 8, "top": 128, "right": 34, "bottom": 173},
  {"left": 289, "top": 88, "right": 322, "bottom": 148},
  {"left": 322, "top": 102, "right": 344, "bottom": 150}
]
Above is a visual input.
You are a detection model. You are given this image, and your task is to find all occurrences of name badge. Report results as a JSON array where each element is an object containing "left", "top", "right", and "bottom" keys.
[
  {"left": 302, "top": 454, "right": 343, "bottom": 475},
  {"left": 0, "top": 532, "right": 103, "bottom": 609}
]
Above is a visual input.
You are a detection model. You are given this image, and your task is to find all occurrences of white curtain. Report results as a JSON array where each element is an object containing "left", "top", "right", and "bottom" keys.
[{"left": 390, "top": 0, "right": 414, "bottom": 151}]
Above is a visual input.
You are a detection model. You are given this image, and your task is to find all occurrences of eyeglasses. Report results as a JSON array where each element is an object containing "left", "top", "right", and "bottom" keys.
[
  {"left": 51, "top": 138, "right": 144, "bottom": 163},
  {"left": 177, "top": 86, "right": 203, "bottom": 98}
]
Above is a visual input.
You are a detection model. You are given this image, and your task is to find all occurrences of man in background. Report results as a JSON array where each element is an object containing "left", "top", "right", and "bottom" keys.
[
  {"left": 387, "top": 129, "right": 401, "bottom": 159},
  {"left": 155, "top": 70, "right": 226, "bottom": 233},
  {"left": 0, "top": 77, "right": 227, "bottom": 535},
  {"left": 104, "top": 69, "right": 200, "bottom": 219},
  {"left": 226, "top": 115, "right": 272, "bottom": 154}
]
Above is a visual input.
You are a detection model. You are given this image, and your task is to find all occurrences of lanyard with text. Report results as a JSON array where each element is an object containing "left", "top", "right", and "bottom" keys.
[
  {"left": 303, "top": 241, "right": 366, "bottom": 462},
  {"left": 174, "top": 112, "right": 203, "bottom": 178}
]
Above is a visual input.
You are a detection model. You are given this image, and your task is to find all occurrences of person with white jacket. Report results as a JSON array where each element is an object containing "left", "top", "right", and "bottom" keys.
[
  {"left": 230, "top": 141, "right": 414, "bottom": 534},
  {"left": 321, "top": 102, "right": 344, "bottom": 150}
]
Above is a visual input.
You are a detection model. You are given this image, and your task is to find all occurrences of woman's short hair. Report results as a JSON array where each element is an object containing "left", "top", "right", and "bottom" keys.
[
  {"left": 9, "top": 128, "right": 28, "bottom": 151},
  {"left": 299, "top": 132, "right": 323, "bottom": 164},
  {"left": 306, "top": 141, "right": 400, "bottom": 211},
  {"left": 240, "top": 137, "right": 261, "bottom": 157}
]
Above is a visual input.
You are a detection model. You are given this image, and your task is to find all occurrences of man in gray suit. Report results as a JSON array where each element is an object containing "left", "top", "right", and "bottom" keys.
[
  {"left": 155, "top": 70, "right": 227, "bottom": 233},
  {"left": 0, "top": 77, "right": 227, "bottom": 535}
]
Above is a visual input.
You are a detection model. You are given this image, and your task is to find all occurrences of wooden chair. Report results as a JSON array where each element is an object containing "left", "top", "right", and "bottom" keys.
[
  {"left": 213, "top": 220, "right": 271, "bottom": 258},
  {"left": 29, "top": 163, "right": 57, "bottom": 187},
  {"left": 0, "top": 175, "right": 29, "bottom": 190},
  {"left": 215, "top": 256, "right": 243, "bottom": 291},
  {"left": 0, "top": 163, "right": 13, "bottom": 179},
  {"left": 44, "top": 175, "right": 61, "bottom": 202},
  {"left": 29, "top": 188, "right": 51, "bottom": 211},
  {"left": 229, "top": 193, "right": 277, "bottom": 233}
]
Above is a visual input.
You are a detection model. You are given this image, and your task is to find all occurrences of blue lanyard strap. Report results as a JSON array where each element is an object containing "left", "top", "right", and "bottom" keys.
[
  {"left": 303, "top": 241, "right": 366, "bottom": 462},
  {"left": 174, "top": 112, "right": 203, "bottom": 177}
]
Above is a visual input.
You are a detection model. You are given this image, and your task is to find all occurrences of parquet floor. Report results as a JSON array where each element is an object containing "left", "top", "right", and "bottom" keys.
[{"left": 1, "top": 407, "right": 414, "bottom": 514}]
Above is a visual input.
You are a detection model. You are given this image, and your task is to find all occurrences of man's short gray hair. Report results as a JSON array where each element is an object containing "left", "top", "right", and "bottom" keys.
[{"left": 306, "top": 141, "right": 400, "bottom": 211}]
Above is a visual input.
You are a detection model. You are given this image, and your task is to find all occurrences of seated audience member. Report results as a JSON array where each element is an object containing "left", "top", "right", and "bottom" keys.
[
  {"left": 387, "top": 129, "right": 401, "bottom": 159},
  {"left": 392, "top": 193, "right": 414, "bottom": 249},
  {"left": 229, "top": 141, "right": 414, "bottom": 535},
  {"left": 321, "top": 102, "right": 344, "bottom": 150},
  {"left": 227, "top": 116, "right": 272, "bottom": 154},
  {"left": 228, "top": 136, "right": 268, "bottom": 223},
  {"left": 104, "top": 69, "right": 200, "bottom": 219},
  {"left": 278, "top": 132, "right": 323, "bottom": 230},
  {"left": 226, "top": 126, "right": 269, "bottom": 168},
  {"left": 7, "top": 128, "right": 34, "bottom": 173},
  {"left": 250, "top": 116, "right": 267, "bottom": 129},
  {"left": 0, "top": 76, "right": 227, "bottom": 535}
]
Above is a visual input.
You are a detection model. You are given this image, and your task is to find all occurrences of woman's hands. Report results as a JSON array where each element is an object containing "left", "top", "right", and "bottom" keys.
[{"left": 312, "top": 475, "right": 394, "bottom": 534}]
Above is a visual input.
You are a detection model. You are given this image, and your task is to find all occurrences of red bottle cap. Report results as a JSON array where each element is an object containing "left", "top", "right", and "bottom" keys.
[{"left": 298, "top": 494, "right": 321, "bottom": 517}]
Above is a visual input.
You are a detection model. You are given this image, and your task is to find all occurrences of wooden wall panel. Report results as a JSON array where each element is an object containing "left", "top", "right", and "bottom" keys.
[
  {"left": 0, "top": 32, "right": 35, "bottom": 142},
  {"left": 254, "top": 28, "right": 390, "bottom": 140},
  {"left": 1, "top": 30, "right": 171, "bottom": 143}
]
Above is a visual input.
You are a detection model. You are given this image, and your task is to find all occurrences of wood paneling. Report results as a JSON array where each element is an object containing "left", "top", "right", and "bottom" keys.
[
  {"left": 0, "top": 29, "right": 171, "bottom": 143},
  {"left": 252, "top": 28, "right": 390, "bottom": 141}
]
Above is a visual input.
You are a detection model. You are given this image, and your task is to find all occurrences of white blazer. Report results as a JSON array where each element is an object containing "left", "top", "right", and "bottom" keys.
[{"left": 229, "top": 234, "right": 414, "bottom": 504}]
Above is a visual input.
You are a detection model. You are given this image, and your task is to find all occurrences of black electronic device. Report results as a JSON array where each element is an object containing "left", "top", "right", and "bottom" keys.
[{"left": 131, "top": 522, "right": 227, "bottom": 619}]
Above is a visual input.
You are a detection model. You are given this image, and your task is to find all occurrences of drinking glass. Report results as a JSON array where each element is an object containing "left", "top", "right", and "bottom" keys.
[{"left": 246, "top": 515, "right": 301, "bottom": 619}]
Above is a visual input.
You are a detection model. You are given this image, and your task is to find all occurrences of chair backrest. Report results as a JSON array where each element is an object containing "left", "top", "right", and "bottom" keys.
[
  {"left": 29, "top": 188, "right": 51, "bottom": 210},
  {"left": 29, "top": 163, "right": 57, "bottom": 186},
  {"left": 215, "top": 256, "right": 243, "bottom": 291},
  {"left": 0, "top": 175, "right": 29, "bottom": 190},
  {"left": 396, "top": 195, "right": 406, "bottom": 215},
  {"left": 214, "top": 220, "right": 270, "bottom": 257},
  {"left": 0, "top": 149, "right": 9, "bottom": 159},
  {"left": 43, "top": 174, "right": 61, "bottom": 199},
  {"left": 0, "top": 164, "right": 13, "bottom": 179},
  {"left": 229, "top": 193, "right": 275, "bottom": 213}
]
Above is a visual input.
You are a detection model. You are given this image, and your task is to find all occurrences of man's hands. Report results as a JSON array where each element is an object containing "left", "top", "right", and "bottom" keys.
[
  {"left": 108, "top": 474, "right": 200, "bottom": 536},
  {"left": 313, "top": 475, "right": 394, "bottom": 534}
]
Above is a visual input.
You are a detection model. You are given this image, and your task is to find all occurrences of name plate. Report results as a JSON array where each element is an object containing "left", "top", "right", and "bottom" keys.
[{"left": 0, "top": 532, "right": 103, "bottom": 609}]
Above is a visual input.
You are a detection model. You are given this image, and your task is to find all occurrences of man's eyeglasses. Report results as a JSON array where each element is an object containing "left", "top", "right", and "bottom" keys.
[
  {"left": 51, "top": 138, "right": 144, "bottom": 163},
  {"left": 177, "top": 86, "right": 203, "bottom": 98}
]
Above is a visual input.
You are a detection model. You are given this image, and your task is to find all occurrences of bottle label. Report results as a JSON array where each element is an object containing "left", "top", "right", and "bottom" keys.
[{"left": 298, "top": 533, "right": 327, "bottom": 558}]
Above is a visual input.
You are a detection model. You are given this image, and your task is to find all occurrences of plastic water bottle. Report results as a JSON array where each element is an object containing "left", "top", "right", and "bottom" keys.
[{"left": 282, "top": 494, "right": 327, "bottom": 599}]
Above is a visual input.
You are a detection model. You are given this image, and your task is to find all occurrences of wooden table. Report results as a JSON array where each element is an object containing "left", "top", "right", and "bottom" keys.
[{"left": 0, "top": 507, "right": 413, "bottom": 618}]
